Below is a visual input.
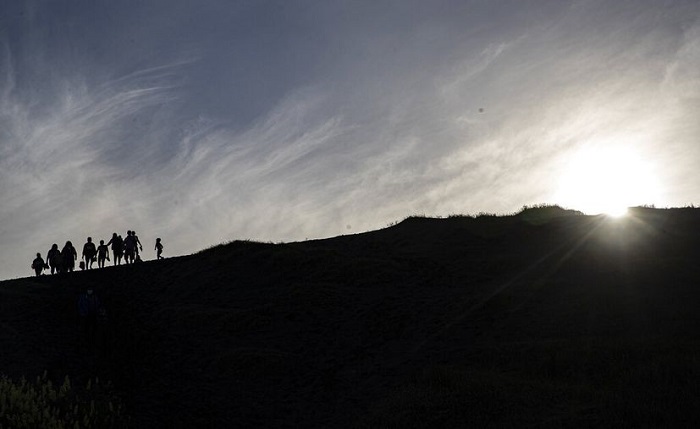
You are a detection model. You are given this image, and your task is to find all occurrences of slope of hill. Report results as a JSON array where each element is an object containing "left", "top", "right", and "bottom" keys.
[{"left": 2, "top": 207, "right": 700, "bottom": 427}]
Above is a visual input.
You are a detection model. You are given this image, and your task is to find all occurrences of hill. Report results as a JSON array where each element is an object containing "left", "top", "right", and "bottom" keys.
[{"left": 2, "top": 207, "right": 700, "bottom": 427}]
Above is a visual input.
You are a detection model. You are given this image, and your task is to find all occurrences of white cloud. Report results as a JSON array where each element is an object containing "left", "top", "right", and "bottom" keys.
[
  {"left": 1, "top": 0, "right": 700, "bottom": 279},
  {"left": 0, "top": 51, "right": 182, "bottom": 278}
]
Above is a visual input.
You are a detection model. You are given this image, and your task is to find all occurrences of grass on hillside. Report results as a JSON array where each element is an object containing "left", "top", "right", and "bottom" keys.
[
  {"left": 361, "top": 338, "right": 700, "bottom": 428},
  {"left": 2, "top": 206, "right": 700, "bottom": 427},
  {"left": 0, "top": 372, "right": 128, "bottom": 429}
]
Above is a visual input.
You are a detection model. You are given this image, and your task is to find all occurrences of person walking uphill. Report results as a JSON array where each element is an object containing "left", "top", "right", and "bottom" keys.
[
  {"left": 155, "top": 238, "right": 164, "bottom": 260},
  {"left": 60, "top": 241, "right": 78, "bottom": 273},
  {"left": 31, "top": 253, "right": 47, "bottom": 276},
  {"left": 46, "top": 244, "right": 61, "bottom": 274},
  {"left": 132, "top": 230, "right": 143, "bottom": 257},
  {"left": 77, "top": 287, "right": 104, "bottom": 349},
  {"left": 106, "top": 233, "right": 123, "bottom": 265},
  {"left": 97, "top": 240, "right": 110, "bottom": 268},
  {"left": 124, "top": 231, "right": 137, "bottom": 265},
  {"left": 82, "top": 237, "right": 97, "bottom": 270}
]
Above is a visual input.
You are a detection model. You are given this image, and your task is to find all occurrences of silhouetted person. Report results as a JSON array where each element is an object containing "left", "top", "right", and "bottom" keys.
[
  {"left": 61, "top": 241, "right": 77, "bottom": 273},
  {"left": 97, "top": 240, "right": 110, "bottom": 268},
  {"left": 46, "top": 244, "right": 61, "bottom": 274},
  {"left": 117, "top": 235, "right": 124, "bottom": 265},
  {"left": 31, "top": 253, "right": 46, "bottom": 277},
  {"left": 77, "top": 287, "right": 104, "bottom": 349},
  {"left": 124, "top": 230, "right": 137, "bottom": 264},
  {"left": 155, "top": 238, "right": 163, "bottom": 260},
  {"left": 82, "top": 237, "right": 97, "bottom": 270},
  {"left": 132, "top": 230, "right": 143, "bottom": 257},
  {"left": 106, "top": 233, "right": 123, "bottom": 265}
]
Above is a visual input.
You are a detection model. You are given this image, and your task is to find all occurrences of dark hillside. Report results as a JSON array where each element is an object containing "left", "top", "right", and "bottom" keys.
[{"left": 2, "top": 207, "right": 700, "bottom": 427}]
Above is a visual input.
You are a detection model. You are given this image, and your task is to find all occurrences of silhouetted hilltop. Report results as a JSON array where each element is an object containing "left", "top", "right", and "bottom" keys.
[{"left": 2, "top": 207, "right": 700, "bottom": 427}]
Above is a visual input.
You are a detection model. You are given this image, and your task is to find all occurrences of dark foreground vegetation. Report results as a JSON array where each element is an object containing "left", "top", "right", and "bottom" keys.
[{"left": 2, "top": 206, "right": 700, "bottom": 428}]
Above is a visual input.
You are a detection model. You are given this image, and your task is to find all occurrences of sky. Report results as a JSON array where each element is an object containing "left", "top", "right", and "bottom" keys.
[{"left": 1, "top": 0, "right": 699, "bottom": 280}]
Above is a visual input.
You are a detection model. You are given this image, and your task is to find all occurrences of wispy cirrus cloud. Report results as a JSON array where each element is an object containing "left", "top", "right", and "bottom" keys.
[
  {"left": 1, "top": 0, "right": 699, "bottom": 280},
  {"left": 0, "top": 48, "right": 183, "bottom": 276}
]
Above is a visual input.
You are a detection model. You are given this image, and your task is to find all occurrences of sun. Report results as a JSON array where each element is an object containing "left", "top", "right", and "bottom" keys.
[{"left": 553, "top": 145, "right": 662, "bottom": 217}]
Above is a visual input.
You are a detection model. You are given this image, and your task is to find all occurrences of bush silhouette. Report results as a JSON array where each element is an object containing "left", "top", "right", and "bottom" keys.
[{"left": 517, "top": 204, "right": 583, "bottom": 225}]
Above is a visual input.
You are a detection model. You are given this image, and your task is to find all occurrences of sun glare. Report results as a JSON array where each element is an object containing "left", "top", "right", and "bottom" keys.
[{"left": 554, "top": 145, "right": 662, "bottom": 217}]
